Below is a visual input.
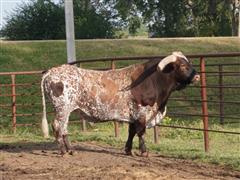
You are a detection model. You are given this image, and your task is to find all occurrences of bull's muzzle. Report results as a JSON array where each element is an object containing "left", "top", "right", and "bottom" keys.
[{"left": 192, "top": 74, "right": 200, "bottom": 83}]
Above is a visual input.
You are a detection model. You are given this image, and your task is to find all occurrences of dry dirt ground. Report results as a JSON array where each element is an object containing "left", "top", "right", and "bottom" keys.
[{"left": 0, "top": 141, "right": 239, "bottom": 180}]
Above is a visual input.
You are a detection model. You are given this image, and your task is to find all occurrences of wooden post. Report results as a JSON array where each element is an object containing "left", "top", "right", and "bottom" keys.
[
  {"left": 218, "top": 65, "right": 224, "bottom": 125},
  {"left": 200, "top": 58, "right": 209, "bottom": 152},
  {"left": 78, "top": 63, "right": 86, "bottom": 131},
  {"left": 111, "top": 60, "right": 119, "bottom": 138},
  {"left": 153, "top": 126, "right": 159, "bottom": 144},
  {"left": 82, "top": 118, "right": 86, "bottom": 131},
  {"left": 11, "top": 74, "right": 16, "bottom": 133}
]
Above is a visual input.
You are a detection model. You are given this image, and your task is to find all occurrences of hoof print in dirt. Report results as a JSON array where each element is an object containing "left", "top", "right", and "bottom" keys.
[
  {"left": 68, "top": 150, "right": 74, "bottom": 156},
  {"left": 134, "top": 151, "right": 149, "bottom": 157}
]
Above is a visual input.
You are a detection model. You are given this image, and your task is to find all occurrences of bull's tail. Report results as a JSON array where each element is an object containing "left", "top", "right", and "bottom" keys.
[{"left": 41, "top": 72, "right": 49, "bottom": 138}]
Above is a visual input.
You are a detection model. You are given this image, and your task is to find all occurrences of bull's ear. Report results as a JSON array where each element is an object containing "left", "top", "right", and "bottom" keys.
[
  {"left": 188, "top": 58, "right": 193, "bottom": 65},
  {"left": 161, "top": 62, "right": 175, "bottom": 73}
]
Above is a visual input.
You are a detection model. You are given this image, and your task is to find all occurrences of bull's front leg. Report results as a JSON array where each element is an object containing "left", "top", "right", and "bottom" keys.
[
  {"left": 125, "top": 123, "right": 136, "bottom": 155},
  {"left": 135, "top": 120, "right": 148, "bottom": 157},
  {"left": 124, "top": 119, "right": 148, "bottom": 157}
]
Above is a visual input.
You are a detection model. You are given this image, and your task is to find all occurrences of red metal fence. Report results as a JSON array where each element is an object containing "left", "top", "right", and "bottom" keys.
[{"left": 0, "top": 52, "right": 240, "bottom": 152}]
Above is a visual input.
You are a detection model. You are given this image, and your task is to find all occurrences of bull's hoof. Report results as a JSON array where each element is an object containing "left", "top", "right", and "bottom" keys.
[
  {"left": 134, "top": 151, "right": 149, "bottom": 157},
  {"left": 125, "top": 150, "right": 133, "bottom": 156},
  {"left": 68, "top": 150, "right": 74, "bottom": 156},
  {"left": 58, "top": 150, "right": 66, "bottom": 156},
  {"left": 59, "top": 153, "right": 66, "bottom": 157},
  {"left": 141, "top": 151, "right": 149, "bottom": 157}
]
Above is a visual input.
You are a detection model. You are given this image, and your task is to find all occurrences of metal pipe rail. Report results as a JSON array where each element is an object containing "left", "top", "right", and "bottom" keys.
[{"left": 68, "top": 52, "right": 240, "bottom": 64}]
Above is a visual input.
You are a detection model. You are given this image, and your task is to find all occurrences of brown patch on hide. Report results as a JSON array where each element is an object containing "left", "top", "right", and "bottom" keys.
[
  {"left": 50, "top": 82, "right": 64, "bottom": 97},
  {"left": 130, "top": 64, "right": 145, "bottom": 82},
  {"left": 113, "top": 95, "right": 119, "bottom": 104},
  {"left": 109, "top": 95, "right": 120, "bottom": 109},
  {"left": 90, "top": 86, "right": 97, "bottom": 97},
  {"left": 99, "top": 74, "right": 119, "bottom": 103}
]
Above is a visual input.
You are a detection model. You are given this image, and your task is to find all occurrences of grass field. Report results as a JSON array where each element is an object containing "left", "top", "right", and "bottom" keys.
[
  {"left": 1, "top": 37, "right": 240, "bottom": 71},
  {"left": 0, "top": 37, "right": 240, "bottom": 171}
]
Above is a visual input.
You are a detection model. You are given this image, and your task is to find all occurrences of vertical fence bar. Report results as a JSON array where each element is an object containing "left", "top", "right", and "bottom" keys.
[
  {"left": 200, "top": 57, "right": 209, "bottom": 152},
  {"left": 11, "top": 74, "right": 16, "bottom": 133},
  {"left": 79, "top": 63, "right": 86, "bottom": 131},
  {"left": 82, "top": 117, "right": 86, "bottom": 131},
  {"left": 218, "top": 65, "right": 224, "bottom": 125},
  {"left": 153, "top": 125, "right": 159, "bottom": 144},
  {"left": 111, "top": 60, "right": 119, "bottom": 138}
]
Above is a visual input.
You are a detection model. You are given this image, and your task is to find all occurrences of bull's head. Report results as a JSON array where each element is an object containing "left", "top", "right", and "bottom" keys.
[{"left": 158, "top": 52, "right": 200, "bottom": 90}]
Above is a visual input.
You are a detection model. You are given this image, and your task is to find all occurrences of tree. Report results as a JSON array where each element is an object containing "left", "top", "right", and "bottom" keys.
[
  {"left": 110, "top": 0, "right": 235, "bottom": 37},
  {"left": 1, "top": 0, "right": 65, "bottom": 40},
  {"left": 73, "top": 0, "right": 114, "bottom": 39},
  {"left": 188, "top": 0, "right": 232, "bottom": 36}
]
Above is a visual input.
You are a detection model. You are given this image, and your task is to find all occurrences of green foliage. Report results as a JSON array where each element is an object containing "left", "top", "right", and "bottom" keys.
[
  {"left": 113, "top": 0, "right": 237, "bottom": 37},
  {"left": 0, "top": 0, "right": 65, "bottom": 40},
  {"left": 128, "top": 16, "right": 141, "bottom": 36},
  {"left": 73, "top": 0, "right": 114, "bottom": 39},
  {"left": 189, "top": 0, "right": 232, "bottom": 36}
]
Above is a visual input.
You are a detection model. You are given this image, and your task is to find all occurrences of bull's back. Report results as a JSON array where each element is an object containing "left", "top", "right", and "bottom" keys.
[{"left": 44, "top": 64, "right": 135, "bottom": 121}]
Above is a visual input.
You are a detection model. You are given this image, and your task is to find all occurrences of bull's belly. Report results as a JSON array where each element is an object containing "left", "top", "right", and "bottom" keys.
[
  {"left": 76, "top": 101, "right": 132, "bottom": 123},
  {"left": 76, "top": 99, "right": 160, "bottom": 125}
]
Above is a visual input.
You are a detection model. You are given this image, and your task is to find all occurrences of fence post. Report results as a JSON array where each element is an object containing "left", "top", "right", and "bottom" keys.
[
  {"left": 78, "top": 63, "right": 86, "bottom": 131},
  {"left": 153, "top": 126, "right": 159, "bottom": 144},
  {"left": 218, "top": 65, "right": 224, "bottom": 125},
  {"left": 200, "top": 57, "right": 209, "bottom": 152},
  {"left": 111, "top": 60, "right": 119, "bottom": 138},
  {"left": 11, "top": 74, "right": 16, "bottom": 133}
]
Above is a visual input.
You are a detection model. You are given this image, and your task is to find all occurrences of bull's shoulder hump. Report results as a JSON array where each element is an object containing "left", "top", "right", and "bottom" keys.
[{"left": 47, "top": 64, "right": 79, "bottom": 74}]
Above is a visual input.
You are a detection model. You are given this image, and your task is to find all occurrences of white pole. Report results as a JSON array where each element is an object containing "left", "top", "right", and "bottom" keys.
[{"left": 64, "top": 0, "right": 76, "bottom": 63}]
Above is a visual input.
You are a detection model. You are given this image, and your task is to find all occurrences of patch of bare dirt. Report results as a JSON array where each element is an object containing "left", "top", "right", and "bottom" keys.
[{"left": 0, "top": 142, "right": 239, "bottom": 180}]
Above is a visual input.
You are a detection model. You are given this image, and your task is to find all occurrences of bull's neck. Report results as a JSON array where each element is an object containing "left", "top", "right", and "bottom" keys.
[{"left": 154, "top": 71, "right": 177, "bottom": 108}]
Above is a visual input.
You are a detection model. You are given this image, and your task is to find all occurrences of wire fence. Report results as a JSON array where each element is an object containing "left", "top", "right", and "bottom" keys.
[{"left": 0, "top": 52, "right": 240, "bottom": 152}]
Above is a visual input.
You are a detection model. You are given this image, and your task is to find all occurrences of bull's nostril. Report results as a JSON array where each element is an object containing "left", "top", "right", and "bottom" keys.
[{"left": 195, "top": 75, "right": 200, "bottom": 81}]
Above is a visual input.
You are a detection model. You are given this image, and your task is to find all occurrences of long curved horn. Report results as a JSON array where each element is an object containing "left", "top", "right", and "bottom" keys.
[
  {"left": 157, "top": 54, "right": 177, "bottom": 71},
  {"left": 157, "top": 51, "right": 188, "bottom": 71}
]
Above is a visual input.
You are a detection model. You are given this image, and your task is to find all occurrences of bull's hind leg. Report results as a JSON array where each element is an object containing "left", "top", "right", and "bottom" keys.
[
  {"left": 52, "top": 110, "right": 72, "bottom": 155},
  {"left": 52, "top": 118, "right": 65, "bottom": 155}
]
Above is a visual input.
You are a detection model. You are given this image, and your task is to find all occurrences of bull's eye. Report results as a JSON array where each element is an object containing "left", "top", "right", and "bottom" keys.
[
  {"left": 180, "top": 64, "right": 186, "bottom": 70},
  {"left": 180, "top": 64, "right": 190, "bottom": 72}
]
